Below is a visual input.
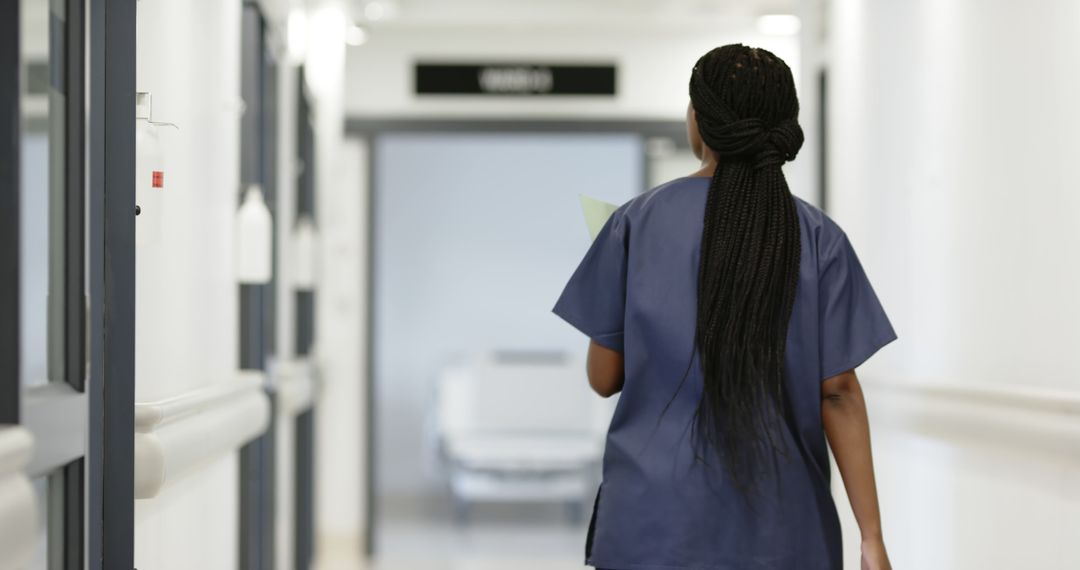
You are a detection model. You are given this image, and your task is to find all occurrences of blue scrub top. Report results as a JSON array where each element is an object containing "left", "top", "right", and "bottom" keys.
[{"left": 553, "top": 176, "right": 896, "bottom": 570}]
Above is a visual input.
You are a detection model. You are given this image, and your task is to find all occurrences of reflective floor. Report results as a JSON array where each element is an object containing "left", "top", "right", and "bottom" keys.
[{"left": 316, "top": 500, "right": 588, "bottom": 570}]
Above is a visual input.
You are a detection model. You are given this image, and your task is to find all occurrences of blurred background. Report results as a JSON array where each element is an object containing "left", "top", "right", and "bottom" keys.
[{"left": 4, "top": 0, "right": 1080, "bottom": 569}]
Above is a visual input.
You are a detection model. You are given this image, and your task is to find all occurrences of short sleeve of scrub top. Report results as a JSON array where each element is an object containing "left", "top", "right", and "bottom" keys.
[
  {"left": 552, "top": 208, "right": 628, "bottom": 353},
  {"left": 817, "top": 230, "right": 897, "bottom": 380}
]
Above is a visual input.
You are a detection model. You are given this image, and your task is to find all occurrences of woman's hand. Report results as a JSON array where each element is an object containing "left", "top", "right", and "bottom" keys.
[{"left": 860, "top": 537, "right": 891, "bottom": 570}]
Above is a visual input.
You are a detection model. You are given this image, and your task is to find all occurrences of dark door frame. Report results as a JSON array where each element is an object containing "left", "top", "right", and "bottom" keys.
[
  {"left": 0, "top": 0, "right": 21, "bottom": 427},
  {"left": 344, "top": 117, "right": 688, "bottom": 557},
  {"left": 88, "top": 0, "right": 137, "bottom": 567},
  {"left": 238, "top": 3, "right": 280, "bottom": 568},
  {"left": 293, "top": 67, "right": 317, "bottom": 570}
]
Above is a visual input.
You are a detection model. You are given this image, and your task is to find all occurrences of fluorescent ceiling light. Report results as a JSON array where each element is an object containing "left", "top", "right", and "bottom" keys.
[{"left": 756, "top": 14, "right": 801, "bottom": 36}]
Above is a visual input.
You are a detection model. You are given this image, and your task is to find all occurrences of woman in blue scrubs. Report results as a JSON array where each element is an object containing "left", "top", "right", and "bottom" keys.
[{"left": 554, "top": 45, "right": 895, "bottom": 570}]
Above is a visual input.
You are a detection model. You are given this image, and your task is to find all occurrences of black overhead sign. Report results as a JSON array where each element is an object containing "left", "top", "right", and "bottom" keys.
[{"left": 415, "top": 63, "right": 617, "bottom": 96}]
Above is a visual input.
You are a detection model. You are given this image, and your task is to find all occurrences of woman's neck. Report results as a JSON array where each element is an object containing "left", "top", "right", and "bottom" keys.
[{"left": 689, "top": 155, "right": 720, "bottom": 178}]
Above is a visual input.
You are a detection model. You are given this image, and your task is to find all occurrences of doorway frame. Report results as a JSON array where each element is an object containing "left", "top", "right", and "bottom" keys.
[{"left": 344, "top": 117, "right": 688, "bottom": 558}]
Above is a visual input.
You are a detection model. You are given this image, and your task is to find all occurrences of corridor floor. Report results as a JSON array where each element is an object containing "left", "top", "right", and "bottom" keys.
[{"left": 316, "top": 500, "right": 588, "bottom": 570}]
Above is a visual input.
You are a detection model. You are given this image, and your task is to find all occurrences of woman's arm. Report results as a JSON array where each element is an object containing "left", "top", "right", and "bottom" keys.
[
  {"left": 586, "top": 341, "right": 624, "bottom": 398},
  {"left": 822, "top": 369, "right": 892, "bottom": 570}
]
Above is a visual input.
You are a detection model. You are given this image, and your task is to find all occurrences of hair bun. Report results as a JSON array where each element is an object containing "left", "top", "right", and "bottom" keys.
[
  {"left": 693, "top": 113, "right": 804, "bottom": 170},
  {"left": 755, "top": 119, "right": 804, "bottom": 169}
]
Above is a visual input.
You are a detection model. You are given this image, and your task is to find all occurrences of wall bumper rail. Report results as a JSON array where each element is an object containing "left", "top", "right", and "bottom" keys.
[
  {"left": 0, "top": 426, "right": 36, "bottom": 569},
  {"left": 134, "top": 372, "right": 270, "bottom": 499},
  {"left": 273, "top": 359, "right": 318, "bottom": 417},
  {"left": 866, "top": 378, "right": 1080, "bottom": 455}
]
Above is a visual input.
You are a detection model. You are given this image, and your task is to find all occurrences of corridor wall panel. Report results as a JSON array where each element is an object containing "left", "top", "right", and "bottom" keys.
[
  {"left": 826, "top": 0, "right": 1080, "bottom": 568},
  {"left": 132, "top": 0, "right": 243, "bottom": 568}
]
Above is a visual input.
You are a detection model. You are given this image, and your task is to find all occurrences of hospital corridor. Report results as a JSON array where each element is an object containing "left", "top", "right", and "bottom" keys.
[{"left": 1, "top": 0, "right": 1079, "bottom": 569}]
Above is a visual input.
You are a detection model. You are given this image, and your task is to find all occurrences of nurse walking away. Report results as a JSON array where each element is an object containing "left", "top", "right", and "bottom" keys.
[{"left": 554, "top": 45, "right": 896, "bottom": 570}]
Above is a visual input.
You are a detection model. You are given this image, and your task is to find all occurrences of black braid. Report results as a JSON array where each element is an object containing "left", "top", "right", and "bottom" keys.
[{"left": 688, "top": 45, "right": 804, "bottom": 496}]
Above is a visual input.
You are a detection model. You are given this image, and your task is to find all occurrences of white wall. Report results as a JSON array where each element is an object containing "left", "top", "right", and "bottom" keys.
[
  {"left": 260, "top": 0, "right": 367, "bottom": 561},
  {"left": 315, "top": 134, "right": 366, "bottom": 549},
  {"left": 825, "top": 0, "right": 1080, "bottom": 568},
  {"left": 133, "top": 0, "right": 242, "bottom": 568},
  {"left": 295, "top": 0, "right": 371, "bottom": 556},
  {"left": 345, "top": 26, "right": 800, "bottom": 122},
  {"left": 343, "top": 19, "right": 810, "bottom": 205},
  {"left": 827, "top": 0, "right": 1080, "bottom": 388}
]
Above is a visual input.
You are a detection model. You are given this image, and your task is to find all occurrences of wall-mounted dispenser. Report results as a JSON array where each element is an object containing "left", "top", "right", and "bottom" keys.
[
  {"left": 235, "top": 185, "right": 273, "bottom": 284},
  {"left": 134, "top": 92, "right": 178, "bottom": 245}
]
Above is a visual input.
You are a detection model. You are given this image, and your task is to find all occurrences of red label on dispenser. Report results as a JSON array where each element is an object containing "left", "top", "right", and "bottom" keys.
[{"left": 152, "top": 171, "right": 164, "bottom": 188}]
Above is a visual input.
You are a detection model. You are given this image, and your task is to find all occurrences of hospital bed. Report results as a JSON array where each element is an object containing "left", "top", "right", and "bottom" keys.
[{"left": 433, "top": 350, "right": 613, "bottom": 521}]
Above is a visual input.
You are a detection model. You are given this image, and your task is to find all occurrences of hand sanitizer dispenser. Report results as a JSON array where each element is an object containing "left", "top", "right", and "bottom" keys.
[{"left": 235, "top": 185, "right": 273, "bottom": 284}]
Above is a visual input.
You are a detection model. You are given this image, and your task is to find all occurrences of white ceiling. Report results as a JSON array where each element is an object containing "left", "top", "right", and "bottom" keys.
[{"left": 350, "top": 0, "right": 800, "bottom": 31}]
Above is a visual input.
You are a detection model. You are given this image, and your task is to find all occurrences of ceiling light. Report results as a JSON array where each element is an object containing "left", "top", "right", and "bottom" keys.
[
  {"left": 306, "top": 6, "right": 346, "bottom": 95},
  {"left": 364, "top": 1, "right": 385, "bottom": 21},
  {"left": 756, "top": 14, "right": 801, "bottom": 36},
  {"left": 345, "top": 23, "right": 368, "bottom": 46}
]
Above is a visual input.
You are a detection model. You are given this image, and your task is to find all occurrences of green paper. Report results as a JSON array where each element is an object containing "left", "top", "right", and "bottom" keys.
[{"left": 579, "top": 194, "right": 619, "bottom": 240}]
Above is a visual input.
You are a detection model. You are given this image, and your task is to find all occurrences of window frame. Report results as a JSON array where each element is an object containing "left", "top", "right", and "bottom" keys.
[
  {"left": 2, "top": 0, "right": 137, "bottom": 568},
  {"left": 8, "top": 1, "right": 92, "bottom": 567}
]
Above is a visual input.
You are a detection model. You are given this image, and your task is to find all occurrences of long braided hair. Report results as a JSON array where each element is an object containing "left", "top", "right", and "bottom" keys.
[{"left": 688, "top": 45, "right": 803, "bottom": 494}]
